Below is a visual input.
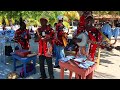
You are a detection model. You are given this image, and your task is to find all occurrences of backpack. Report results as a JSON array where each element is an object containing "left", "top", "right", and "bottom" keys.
[{"left": 20, "top": 63, "right": 34, "bottom": 78}]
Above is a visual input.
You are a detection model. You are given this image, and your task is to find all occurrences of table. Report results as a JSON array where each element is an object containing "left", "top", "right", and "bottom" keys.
[
  {"left": 0, "top": 34, "right": 15, "bottom": 64},
  {"left": 59, "top": 60, "right": 96, "bottom": 79},
  {"left": 0, "top": 36, "right": 6, "bottom": 63},
  {"left": 11, "top": 53, "right": 37, "bottom": 78}
]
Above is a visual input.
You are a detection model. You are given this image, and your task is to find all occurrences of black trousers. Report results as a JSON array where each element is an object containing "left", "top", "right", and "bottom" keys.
[{"left": 39, "top": 55, "right": 54, "bottom": 78}]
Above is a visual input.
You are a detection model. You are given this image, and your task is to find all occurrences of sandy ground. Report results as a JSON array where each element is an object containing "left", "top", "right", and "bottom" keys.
[
  {"left": 93, "top": 37, "right": 120, "bottom": 79},
  {"left": 0, "top": 36, "right": 120, "bottom": 79}
]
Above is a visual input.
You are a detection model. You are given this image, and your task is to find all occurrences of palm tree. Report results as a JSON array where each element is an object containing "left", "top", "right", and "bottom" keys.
[{"left": 64, "top": 11, "right": 80, "bottom": 26}]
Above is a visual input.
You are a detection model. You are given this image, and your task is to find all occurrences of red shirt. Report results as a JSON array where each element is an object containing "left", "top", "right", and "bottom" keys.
[
  {"left": 56, "top": 22, "right": 64, "bottom": 32},
  {"left": 55, "top": 23, "right": 65, "bottom": 46},
  {"left": 38, "top": 25, "right": 54, "bottom": 57},
  {"left": 75, "top": 15, "right": 86, "bottom": 36},
  {"left": 14, "top": 29, "right": 30, "bottom": 42},
  {"left": 79, "top": 15, "right": 86, "bottom": 26},
  {"left": 88, "top": 28, "right": 102, "bottom": 43},
  {"left": 87, "top": 27, "right": 102, "bottom": 61},
  {"left": 38, "top": 25, "right": 54, "bottom": 40},
  {"left": 14, "top": 29, "right": 30, "bottom": 50}
]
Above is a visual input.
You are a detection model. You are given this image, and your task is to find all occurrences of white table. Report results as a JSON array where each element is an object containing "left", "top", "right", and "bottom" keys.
[
  {"left": 0, "top": 34, "right": 16, "bottom": 64},
  {"left": 0, "top": 36, "right": 6, "bottom": 63}
]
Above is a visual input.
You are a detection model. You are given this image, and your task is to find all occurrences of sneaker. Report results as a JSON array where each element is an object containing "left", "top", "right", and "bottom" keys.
[{"left": 54, "top": 65, "right": 60, "bottom": 68}]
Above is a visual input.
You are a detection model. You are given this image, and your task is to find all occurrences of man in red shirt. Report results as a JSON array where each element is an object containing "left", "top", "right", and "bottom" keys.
[
  {"left": 36, "top": 18, "right": 54, "bottom": 79},
  {"left": 74, "top": 11, "right": 90, "bottom": 55},
  {"left": 14, "top": 21, "right": 31, "bottom": 50},
  {"left": 54, "top": 15, "right": 66, "bottom": 68},
  {"left": 85, "top": 16, "right": 102, "bottom": 61},
  {"left": 77, "top": 11, "right": 92, "bottom": 36}
]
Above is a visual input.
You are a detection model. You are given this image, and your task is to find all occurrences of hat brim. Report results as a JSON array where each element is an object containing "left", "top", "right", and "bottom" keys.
[
  {"left": 85, "top": 15, "right": 93, "bottom": 20},
  {"left": 40, "top": 18, "right": 48, "bottom": 22}
]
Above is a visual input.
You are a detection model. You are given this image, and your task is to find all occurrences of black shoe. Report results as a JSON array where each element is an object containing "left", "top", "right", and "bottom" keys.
[
  {"left": 49, "top": 76, "right": 54, "bottom": 79},
  {"left": 39, "top": 76, "right": 47, "bottom": 79},
  {"left": 54, "top": 65, "right": 60, "bottom": 68}
]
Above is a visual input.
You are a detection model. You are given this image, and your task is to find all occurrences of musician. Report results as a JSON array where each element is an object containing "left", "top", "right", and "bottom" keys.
[
  {"left": 76, "top": 11, "right": 87, "bottom": 36},
  {"left": 76, "top": 11, "right": 92, "bottom": 36},
  {"left": 14, "top": 21, "right": 31, "bottom": 50},
  {"left": 72, "top": 12, "right": 85, "bottom": 55},
  {"left": 54, "top": 15, "right": 67, "bottom": 68},
  {"left": 52, "top": 23, "right": 57, "bottom": 57},
  {"left": 73, "top": 11, "right": 90, "bottom": 56},
  {"left": 36, "top": 18, "right": 54, "bottom": 79},
  {"left": 75, "top": 28, "right": 89, "bottom": 58},
  {"left": 85, "top": 16, "right": 102, "bottom": 61}
]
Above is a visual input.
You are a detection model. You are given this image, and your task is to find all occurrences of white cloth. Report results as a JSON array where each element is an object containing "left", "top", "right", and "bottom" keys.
[{"left": 77, "top": 32, "right": 88, "bottom": 46}]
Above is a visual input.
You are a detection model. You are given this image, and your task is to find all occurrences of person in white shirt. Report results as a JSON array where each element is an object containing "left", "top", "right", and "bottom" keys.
[
  {"left": 52, "top": 23, "right": 57, "bottom": 57},
  {"left": 75, "top": 29, "right": 89, "bottom": 58}
]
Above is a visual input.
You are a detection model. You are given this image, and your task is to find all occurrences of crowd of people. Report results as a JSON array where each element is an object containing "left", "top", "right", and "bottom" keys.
[{"left": 1, "top": 11, "right": 120, "bottom": 79}]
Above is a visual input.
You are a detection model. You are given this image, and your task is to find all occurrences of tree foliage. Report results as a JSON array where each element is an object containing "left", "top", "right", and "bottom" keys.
[
  {"left": 1, "top": 11, "right": 120, "bottom": 26},
  {"left": 0, "top": 11, "right": 66, "bottom": 26}
]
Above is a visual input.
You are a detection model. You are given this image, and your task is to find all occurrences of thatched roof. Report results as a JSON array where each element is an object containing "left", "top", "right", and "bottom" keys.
[{"left": 93, "top": 14, "right": 120, "bottom": 19}]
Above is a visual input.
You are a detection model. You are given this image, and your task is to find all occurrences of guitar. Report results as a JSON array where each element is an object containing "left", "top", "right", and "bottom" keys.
[{"left": 62, "top": 32, "right": 68, "bottom": 47}]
